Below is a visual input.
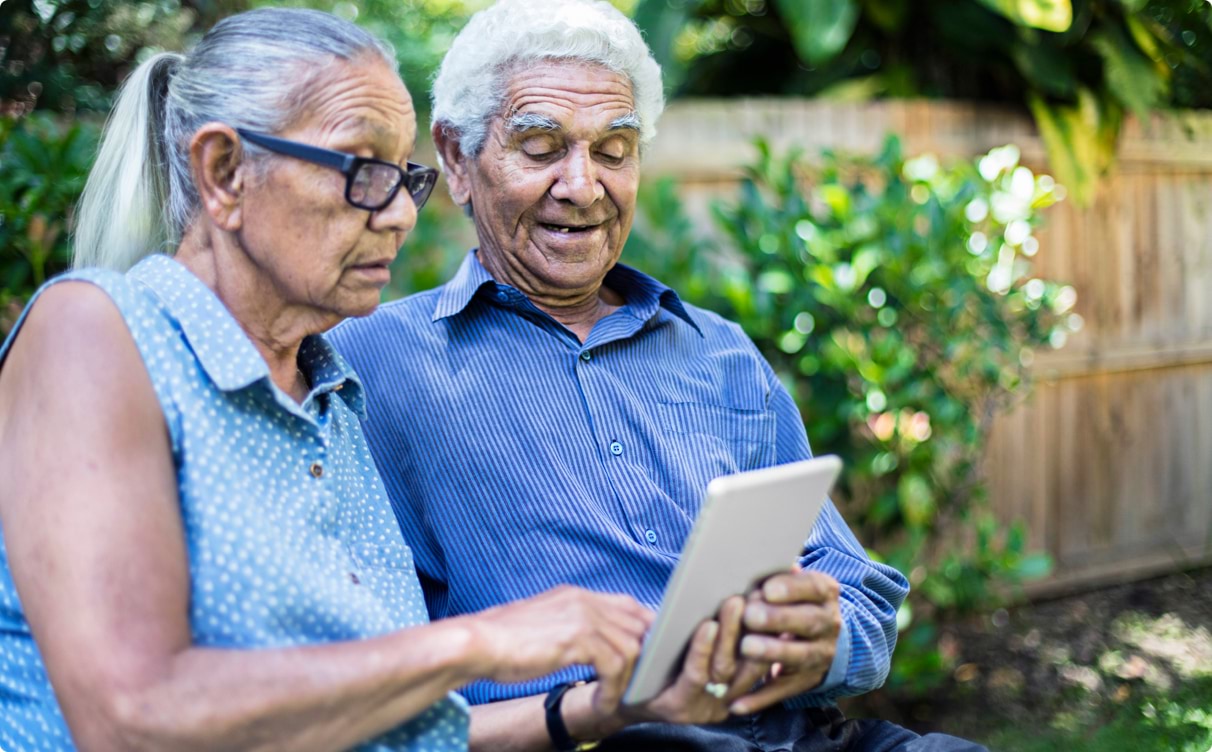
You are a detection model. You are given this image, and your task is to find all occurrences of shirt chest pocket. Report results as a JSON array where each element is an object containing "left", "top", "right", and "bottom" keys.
[
  {"left": 657, "top": 401, "right": 777, "bottom": 472},
  {"left": 345, "top": 540, "right": 425, "bottom": 624}
]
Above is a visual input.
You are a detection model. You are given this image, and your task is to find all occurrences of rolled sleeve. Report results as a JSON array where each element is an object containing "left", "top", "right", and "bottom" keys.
[{"left": 760, "top": 354, "right": 910, "bottom": 705}]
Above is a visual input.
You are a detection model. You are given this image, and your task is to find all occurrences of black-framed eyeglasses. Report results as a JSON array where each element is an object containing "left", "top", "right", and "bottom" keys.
[{"left": 236, "top": 128, "right": 438, "bottom": 212}]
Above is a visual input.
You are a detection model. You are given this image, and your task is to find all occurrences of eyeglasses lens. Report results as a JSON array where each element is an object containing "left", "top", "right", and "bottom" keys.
[
  {"left": 407, "top": 169, "right": 436, "bottom": 211},
  {"left": 351, "top": 163, "right": 436, "bottom": 212},
  {"left": 350, "top": 163, "right": 402, "bottom": 209}
]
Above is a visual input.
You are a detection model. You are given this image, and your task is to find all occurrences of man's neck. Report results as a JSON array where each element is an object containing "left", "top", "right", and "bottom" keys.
[{"left": 477, "top": 251, "right": 625, "bottom": 343}]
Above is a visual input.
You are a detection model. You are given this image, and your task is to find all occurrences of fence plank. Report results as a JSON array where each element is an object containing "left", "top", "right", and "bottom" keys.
[{"left": 642, "top": 99, "right": 1212, "bottom": 593}]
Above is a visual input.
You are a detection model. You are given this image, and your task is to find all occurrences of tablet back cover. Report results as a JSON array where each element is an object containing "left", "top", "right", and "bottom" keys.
[{"left": 623, "top": 455, "right": 842, "bottom": 705}]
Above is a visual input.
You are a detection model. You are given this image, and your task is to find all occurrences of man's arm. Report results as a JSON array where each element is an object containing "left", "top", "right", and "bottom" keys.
[{"left": 729, "top": 355, "right": 909, "bottom": 711}]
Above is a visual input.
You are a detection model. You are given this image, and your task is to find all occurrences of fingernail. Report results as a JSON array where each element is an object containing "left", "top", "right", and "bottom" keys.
[
  {"left": 745, "top": 604, "right": 767, "bottom": 627},
  {"left": 740, "top": 635, "right": 765, "bottom": 658},
  {"left": 764, "top": 580, "right": 787, "bottom": 601},
  {"left": 705, "top": 621, "right": 719, "bottom": 640},
  {"left": 730, "top": 701, "right": 749, "bottom": 715}
]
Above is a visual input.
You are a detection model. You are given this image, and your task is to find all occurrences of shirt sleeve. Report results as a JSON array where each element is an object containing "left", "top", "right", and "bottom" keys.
[{"left": 758, "top": 354, "right": 910, "bottom": 705}]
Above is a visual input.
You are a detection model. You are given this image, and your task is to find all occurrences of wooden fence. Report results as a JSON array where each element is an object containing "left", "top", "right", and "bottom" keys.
[{"left": 641, "top": 99, "right": 1212, "bottom": 595}]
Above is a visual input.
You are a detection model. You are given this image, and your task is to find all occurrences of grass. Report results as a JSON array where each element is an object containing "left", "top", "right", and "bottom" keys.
[{"left": 973, "top": 676, "right": 1212, "bottom": 752}]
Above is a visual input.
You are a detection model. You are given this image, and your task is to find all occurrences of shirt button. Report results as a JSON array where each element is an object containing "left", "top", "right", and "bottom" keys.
[
  {"left": 495, "top": 290, "right": 509, "bottom": 302},
  {"left": 645, "top": 529, "right": 658, "bottom": 544},
  {"left": 609, "top": 441, "right": 623, "bottom": 456},
  {"left": 580, "top": 351, "right": 592, "bottom": 362},
  {"left": 309, "top": 462, "right": 324, "bottom": 478}
]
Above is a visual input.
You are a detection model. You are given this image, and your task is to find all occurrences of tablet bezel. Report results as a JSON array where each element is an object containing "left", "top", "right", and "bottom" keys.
[{"left": 622, "top": 455, "right": 842, "bottom": 705}]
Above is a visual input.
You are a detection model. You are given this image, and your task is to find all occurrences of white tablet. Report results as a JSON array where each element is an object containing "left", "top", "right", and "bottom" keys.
[{"left": 622, "top": 455, "right": 842, "bottom": 705}]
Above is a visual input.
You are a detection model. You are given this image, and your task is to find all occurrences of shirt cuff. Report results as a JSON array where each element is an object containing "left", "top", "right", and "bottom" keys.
[
  {"left": 781, "top": 617, "right": 851, "bottom": 709},
  {"left": 814, "top": 617, "right": 851, "bottom": 695}
]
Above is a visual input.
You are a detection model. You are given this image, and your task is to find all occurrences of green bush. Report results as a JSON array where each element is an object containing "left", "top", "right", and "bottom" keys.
[
  {"left": 626, "top": 136, "right": 1079, "bottom": 692},
  {"left": 0, "top": 114, "right": 98, "bottom": 335}
]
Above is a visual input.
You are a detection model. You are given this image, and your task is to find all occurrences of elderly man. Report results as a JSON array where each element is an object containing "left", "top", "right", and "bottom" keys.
[{"left": 331, "top": 1, "right": 985, "bottom": 750}]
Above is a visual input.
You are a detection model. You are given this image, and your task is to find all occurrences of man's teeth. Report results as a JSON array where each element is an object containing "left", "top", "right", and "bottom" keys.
[{"left": 545, "top": 223, "right": 589, "bottom": 234}]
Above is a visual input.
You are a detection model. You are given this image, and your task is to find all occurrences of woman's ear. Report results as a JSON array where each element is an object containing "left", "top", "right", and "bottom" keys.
[
  {"left": 189, "top": 123, "right": 247, "bottom": 232},
  {"left": 432, "top": 122, "right": 472, "bottom": 208}
]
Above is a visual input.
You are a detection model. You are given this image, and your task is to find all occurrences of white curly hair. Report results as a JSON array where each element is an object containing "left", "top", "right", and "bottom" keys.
[{"left": 431, "top": 0, "right": 665, "bottom": 160}]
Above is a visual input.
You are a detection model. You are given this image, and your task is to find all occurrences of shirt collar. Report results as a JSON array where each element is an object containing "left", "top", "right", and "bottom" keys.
[
  {"left": 431, "top": 249, "right": 497, "bottom": 322},
  {"left": 431, "top": 249, "right": 702, "bottom": 335},
  {"left": 128, "top": 254, "right": 366, "bottom": 417}
]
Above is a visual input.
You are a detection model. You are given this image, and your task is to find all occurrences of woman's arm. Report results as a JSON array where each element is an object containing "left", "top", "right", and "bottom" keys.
[
  {"left": 0, "top": 283, "right": 651, "bottom": 752},
  {"left": 468, "top": 596, "right": 766, "bottom": 751}
]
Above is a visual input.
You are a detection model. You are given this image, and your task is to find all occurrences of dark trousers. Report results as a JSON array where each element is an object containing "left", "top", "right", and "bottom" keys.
[{"left": 598, "top": 706, "right": 988, "bottom": 752}]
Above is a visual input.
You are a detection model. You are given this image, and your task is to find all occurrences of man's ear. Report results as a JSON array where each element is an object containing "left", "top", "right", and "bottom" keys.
[
  {"left": 189, "top": 123, "right": 247, "bottom": 232},
  {"left": 432, "top": 122, "right": 473, "bottom": 208}
]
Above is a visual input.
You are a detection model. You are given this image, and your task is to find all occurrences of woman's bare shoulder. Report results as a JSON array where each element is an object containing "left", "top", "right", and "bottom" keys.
[{"left": 0, "top": 279, "right": 160, "bottom": 432}]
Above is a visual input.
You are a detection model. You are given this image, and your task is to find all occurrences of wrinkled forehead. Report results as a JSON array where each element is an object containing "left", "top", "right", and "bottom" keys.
[
  {"left": 286, "top": 56, "right": 417, "bottom": 142},
  {"left": 496, "top": 59, "right": 636, "bottom": 128}
]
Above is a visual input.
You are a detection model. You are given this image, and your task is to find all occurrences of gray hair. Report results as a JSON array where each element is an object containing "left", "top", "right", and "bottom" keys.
[
  {"left": 73, "top": 8, "right": 396, "bottom": 271},
  {"left": 430, "top": 0, "right": 665, "bottom": 162}
]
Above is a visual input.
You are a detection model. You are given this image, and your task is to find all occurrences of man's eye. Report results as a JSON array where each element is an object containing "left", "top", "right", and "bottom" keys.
[
  {"left": 596, "top": 138, "right": 631, "bottom": 163},
  {"left": 521, "top": 138, "right": 558, "bottom": 158}
]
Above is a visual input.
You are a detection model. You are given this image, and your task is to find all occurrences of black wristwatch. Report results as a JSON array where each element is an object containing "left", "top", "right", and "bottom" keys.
[{"left": 543, "top": 680, "right": 600, "bottom": 751}]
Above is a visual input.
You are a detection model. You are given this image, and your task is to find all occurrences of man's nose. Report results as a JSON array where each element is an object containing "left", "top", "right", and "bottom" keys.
[{"left": 550, "top": 146, "right": 605, "bottom": 207}]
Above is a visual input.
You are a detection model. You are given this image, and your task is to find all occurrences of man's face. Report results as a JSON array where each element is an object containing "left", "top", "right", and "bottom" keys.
[{"left": 445, "top": 61, "right": 641, "bottom": 298}]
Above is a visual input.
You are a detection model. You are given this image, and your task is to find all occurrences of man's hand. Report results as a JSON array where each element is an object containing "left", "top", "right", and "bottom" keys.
[
  {"left": 620, "top": 617, "right": 734, "bottom": 725},
  {"left": 728, "top": 569, "right": 842, "bottom": 715}
]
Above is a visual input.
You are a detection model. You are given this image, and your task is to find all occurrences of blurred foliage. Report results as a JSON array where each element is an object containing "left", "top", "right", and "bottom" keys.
[
  {"left": 383, "top": 194, "right": 475, "bottom": 300},
  {"left": 626, "top": 137, "right": 1076, "bottom": 691},
  {"left": 631, "top": 0, "right": 1212, "bottom": 204},
  {"left": 0, "top": 0, "right": 239, "bottom": 329},
  {"left": 0, "top": 0, "right": 245, "bottom": 117},
  {"left": 0, "top": 114, "right": 98, "bottom": 335},
  {"left": 252, "top": 0, "right": 496, "bottom": 121}
]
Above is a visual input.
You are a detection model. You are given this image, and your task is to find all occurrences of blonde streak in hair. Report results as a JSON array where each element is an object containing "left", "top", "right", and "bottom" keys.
[{"left": 73, "top": 52, "right": 180, "bottom": 271}]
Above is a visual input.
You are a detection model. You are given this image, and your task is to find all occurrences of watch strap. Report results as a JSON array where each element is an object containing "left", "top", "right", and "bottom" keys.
[{"left": 543, "top": 680, "right": 599, "bottom": 751}]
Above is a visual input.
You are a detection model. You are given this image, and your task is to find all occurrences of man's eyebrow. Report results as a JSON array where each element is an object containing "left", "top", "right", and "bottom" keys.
[
  {"left": 608, "top": 112, "right": 642, "bottom": 133},
  {"left": 505, "top": 111, "right": 642, "bottom": 135},
  {"left": 507, "top": 112, "right": 561, "bottom": 133}
]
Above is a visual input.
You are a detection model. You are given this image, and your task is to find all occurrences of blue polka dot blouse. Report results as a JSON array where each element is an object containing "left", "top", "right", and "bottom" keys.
[{"left": 0, "top": 254, "right": 469, "bottom": 751}]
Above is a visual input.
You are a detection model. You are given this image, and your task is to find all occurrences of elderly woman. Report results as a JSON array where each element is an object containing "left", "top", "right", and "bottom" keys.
[{"left": 0, "top": 9, "right": 658, "bottom": 751}]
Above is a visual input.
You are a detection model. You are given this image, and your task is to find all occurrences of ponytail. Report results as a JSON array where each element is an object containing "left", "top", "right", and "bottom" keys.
[
  {"left": 72, "top": 9, "right": 395, "bottom": 271},
  {"left": 72, "top": 52, "right": 182, "bottom": 271}
]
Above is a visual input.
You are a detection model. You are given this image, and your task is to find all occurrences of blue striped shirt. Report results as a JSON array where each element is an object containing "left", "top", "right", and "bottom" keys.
[{"left": 330, "top": 250, "right": 908, "bottom": 706}]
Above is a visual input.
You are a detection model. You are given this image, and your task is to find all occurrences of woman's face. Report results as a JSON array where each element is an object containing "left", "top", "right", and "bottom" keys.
[{"left": 236, "top": 57, "right": 419, "bottom": 324}]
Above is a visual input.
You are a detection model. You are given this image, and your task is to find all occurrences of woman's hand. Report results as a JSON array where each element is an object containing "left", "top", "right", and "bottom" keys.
[{"left": 461, "top": 585, "right": 653, "bottom": 715}]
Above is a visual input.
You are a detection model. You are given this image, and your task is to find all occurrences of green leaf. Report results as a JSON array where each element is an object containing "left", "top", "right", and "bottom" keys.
[
  {"left": 862, "top": 0, "right": 909, "bottom": 31},
  {"left": 773, "top": 0, "right": 860, "bottom": 66},
  {"left": 975, "top": 0, "right": 1073, "bottom": 33},
  {"left": 1010, "top": 36, "right": 1077, "bottom": 97},
  {"left": 1028, "top": 89, "right": 1121, "bottom": 206},
  {"left": 631, "top": 0, "right": 692, "bottom": 93},
  {"left": 898, "top": 472, "right": 936, "bottom": 528},
  {"left": 1091, "top": 24, "right": 1170, "bottom": 121}
]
